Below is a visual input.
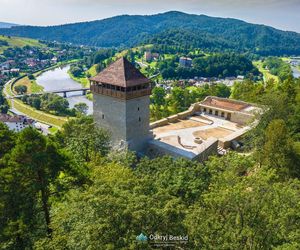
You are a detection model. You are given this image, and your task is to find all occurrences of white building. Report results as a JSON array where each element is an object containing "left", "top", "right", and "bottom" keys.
[
  {"left": 179, "top": 57, "right": 193, "bottom": 67},
  {"left": 0, "top": 114, "right": 35, "bottom": 132}
]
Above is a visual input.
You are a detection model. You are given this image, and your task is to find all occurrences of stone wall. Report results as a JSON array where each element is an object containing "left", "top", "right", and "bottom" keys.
[
  {"left": 193, "top": 138, "right": 218, "bottom": 162},
  {"left": 230, "top": 112, "right": 255, "bottom": 125},
  {"left": 147, "top": 138, "right": 218, "bottom": 162},
  {"left": 93, "top": 94, "right": 127, "bottom": 147},
  {"left": 93, "top": 93, "right": 151, "bottom": 152},
  {"left": 150, "top": 103, "right": 201, "bottom": 129},
  {"left": 125, "top": 96, "right": 152, "bottom": 152}
]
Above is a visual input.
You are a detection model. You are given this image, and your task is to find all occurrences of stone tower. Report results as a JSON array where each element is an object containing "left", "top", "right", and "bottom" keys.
[{"left": 90, "top": 57, "right": 152, "bottom": 152}]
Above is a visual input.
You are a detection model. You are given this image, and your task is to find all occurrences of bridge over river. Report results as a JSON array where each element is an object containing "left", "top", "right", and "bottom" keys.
[{"left": 9, "top": 87, "right": 90, "bottom": 99}]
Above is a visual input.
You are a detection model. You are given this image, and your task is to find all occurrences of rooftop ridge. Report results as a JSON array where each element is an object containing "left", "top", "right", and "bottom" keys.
[
  {"left": 201, "top": 96, "right": 254, "bottom": 112},
  {"left": 90, "top": 57, "right": 150, "bottom": 88}
]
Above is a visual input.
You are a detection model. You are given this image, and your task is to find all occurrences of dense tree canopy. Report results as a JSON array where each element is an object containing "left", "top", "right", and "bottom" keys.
[
  {"left": 2, "top": 12, "right": 300, "bottom": 55},
  {"left": 158, "top": 53, "right": 260, "bottom": 80},
  {"left": 0, "top": 55, "right": 300, "bottom": 249},
  {"left": 262, "top": 57, "right": 292, "bottom": 81}
]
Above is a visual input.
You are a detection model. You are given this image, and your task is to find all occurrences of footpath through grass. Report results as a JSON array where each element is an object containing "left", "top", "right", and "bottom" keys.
[{"left": 253, "top": 61, "right": 279, "bottom": 83}]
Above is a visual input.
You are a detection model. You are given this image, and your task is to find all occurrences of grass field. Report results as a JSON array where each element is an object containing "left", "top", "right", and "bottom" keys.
[
  {"left": 68, "top": 64, "right": 97, "bottom": 88},
  {"left": 68, "top": 71, "right": 89, "bottom": 87},
  {"left": 13, "top": 76, "right": 44, "bottom": 94},
  {"left": 253, "top": 61, "right": 279, "bottom": 83},
  {"left": 0, "top": 35, "right": 44, "bottom": 53},
  {"left": 87, "top": 64, "right": 97, "bottom": 76},
  {"left": 6, "top": 60, "right": 81, "bottom": 128},
  {"left": 12, "top": 99, "right": 68, "bottom": 127}
]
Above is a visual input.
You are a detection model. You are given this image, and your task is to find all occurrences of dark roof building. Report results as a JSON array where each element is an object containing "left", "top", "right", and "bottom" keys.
[
  {"left": 90, "top": 57, "right": 150, "bottom": 87},
  {"left": 0, "top": 113, "right": 34, "bottom": 124},
  {"left": 90, "top": 57, "right": 151, "bottom": 100},
  {"left": 90, "top": 57, "right": 152, "bottom": 152}
]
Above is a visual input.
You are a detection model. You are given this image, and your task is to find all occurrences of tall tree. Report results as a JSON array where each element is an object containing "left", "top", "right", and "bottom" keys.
[
  {"left": 60, "top": 116, "right": 110, "bottom": 162},
  {"left": 0, "top": 128, "right": 71, "bottom": 248}
]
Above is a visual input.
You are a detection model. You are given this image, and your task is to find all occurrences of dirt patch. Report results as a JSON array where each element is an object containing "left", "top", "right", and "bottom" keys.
[
  {"left": 159, "top": 135, "right": 196, "bottom": 150},
  {"left": 193, "top": 127, "right": 233, "bottom": 140},
  {"left": 153, "top": 119, "right": 207, "bottom": 134}
]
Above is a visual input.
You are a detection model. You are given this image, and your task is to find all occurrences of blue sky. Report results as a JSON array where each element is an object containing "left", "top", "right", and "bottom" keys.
[{"left": 0, "top": 0, "right": 299, "bottom": 32}]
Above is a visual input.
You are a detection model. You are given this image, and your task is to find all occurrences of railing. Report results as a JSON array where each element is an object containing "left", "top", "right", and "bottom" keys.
[{"left": 91, "top": 85, "right": 151, "bottom": 100}]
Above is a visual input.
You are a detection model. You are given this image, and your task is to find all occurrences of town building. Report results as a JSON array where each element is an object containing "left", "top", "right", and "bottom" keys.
[
  {"left": 0, "top": 62, "right": 10, "bottom": 70},
  {"left": 144, "top": 51, "right": 159, "bottom": 62},
  {"left": 51, "top": 57, "right": 58, "bottom": 64},
  {"left": 179, "top": 57, "right": 193, "bottom": 67},
  {"left": 0, "top": 114, "right": 35, "bottom": 132},
  {"left": 90, "top": 58, "right": 260, "bottom": 161},
  {"left": 290, "top": 59, "right": 300, "bottom": 66},
  {"left": 90, "top": 57, "right": 152, "bottom": 152}
]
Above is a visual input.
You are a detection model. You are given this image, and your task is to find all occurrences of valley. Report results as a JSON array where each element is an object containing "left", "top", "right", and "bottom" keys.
[{"left": 0, "top": 9, "right": 300, "bottom": 250}]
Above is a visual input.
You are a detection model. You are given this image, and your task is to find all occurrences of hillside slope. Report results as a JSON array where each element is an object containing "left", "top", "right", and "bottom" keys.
[
  {"left": 0, "top": 35, "right": 44, "bottom": 53},
  {"left": 0, "top": 11, "right": 300, "bottom": 55}
]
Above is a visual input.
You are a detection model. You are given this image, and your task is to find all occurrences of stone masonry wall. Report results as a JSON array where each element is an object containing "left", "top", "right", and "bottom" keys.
[{"left": 93, "top": 93, "right": 151, "bottom": 152}]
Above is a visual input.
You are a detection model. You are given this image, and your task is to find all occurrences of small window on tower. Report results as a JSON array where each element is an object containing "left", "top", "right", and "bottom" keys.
[
  {"left": 139, "top": 117, "right": 141, "bottom": 122},
  {"left": 138, "top": 107, "right": 140, "bottom": 111},
  {"left": 102, "top": 114, "right": 105, "bottom": 119}
]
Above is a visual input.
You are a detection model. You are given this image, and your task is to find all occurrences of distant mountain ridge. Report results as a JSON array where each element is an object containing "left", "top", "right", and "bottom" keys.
[
  {"left": 0, "top": 11, "right": 300, "bottom": 56},
  {"left": 0, "top": 22, "right": 19, "bottom": 28}
]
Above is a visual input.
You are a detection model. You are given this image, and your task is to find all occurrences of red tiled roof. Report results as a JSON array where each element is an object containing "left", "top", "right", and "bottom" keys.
[
  {"left": 0, "top": 114, "right": 34, "bottom": 124},
  {"left": 90, "top": 57, "right": 150, "bottom": 87},
  {"left": 201, "top": 96, "right": 250, "bottom": 112}
]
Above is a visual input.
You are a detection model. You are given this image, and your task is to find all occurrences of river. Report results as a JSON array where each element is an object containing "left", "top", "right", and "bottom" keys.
[
  {"left": 36, "top": 65, "right": 93, "bottom": 114},
  {"left": 292, "top": 66, "right": 300, "bottom": 79}
]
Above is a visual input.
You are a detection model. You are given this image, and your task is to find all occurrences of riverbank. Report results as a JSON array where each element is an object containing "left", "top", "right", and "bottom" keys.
[
  {"left": 4, "top": 60, "right": 80, "bottom": 128},
  {"left": 4, "top": 79, "right": 67, "bottom": 128},
  {"left": 36, "top": 65, "right": 93, "bottom": 113},
  {"left": 12, "top": 99, "right": 68, "bottom": 127},
  {"left": 67, "top": 64, "right": 97, "bottom": 101},
  {"left": 11, "top": 59, "right": 79, "bottom": 95},
  {"left": 13, "top": 76, "right": 44, "bottom": 94},
  {"left": 253, "top": 61, "right": 279, "bottom": 83},
  {"left": 67, "top": 64, "right": 97, "bottom": 88}
]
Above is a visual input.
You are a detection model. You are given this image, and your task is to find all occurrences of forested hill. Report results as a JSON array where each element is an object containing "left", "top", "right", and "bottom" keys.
[
  {"left": 0, "top": 11, "right": 300, "bottom": 55},
  {"left": 0, "top": 22, "right": 19, "bottom": 28}
]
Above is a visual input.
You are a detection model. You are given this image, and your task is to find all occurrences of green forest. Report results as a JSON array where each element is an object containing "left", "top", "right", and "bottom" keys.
[
  {"left": 158, "top": 53, "right": 260, "bottom": 79},
  {"left": 150, "top": 83, "right": 231, "bottom": 121},
  {"left": 1, "top": 74, "right": 300, "bottom": 249},
  {"left": 1, "top": 11, "right": 300, "bottom": 55}
]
